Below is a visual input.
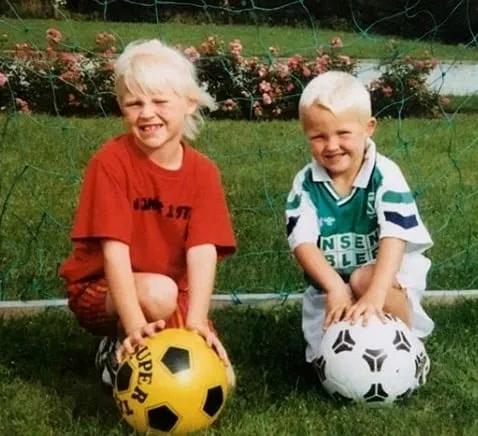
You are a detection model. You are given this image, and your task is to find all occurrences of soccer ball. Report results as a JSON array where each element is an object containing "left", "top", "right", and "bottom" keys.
[
  {"left": 113, "top": 328, "right": 229, "bottom": 434},
  {"left": 314, "top": 314, "right": 424, "bottom": 404}
]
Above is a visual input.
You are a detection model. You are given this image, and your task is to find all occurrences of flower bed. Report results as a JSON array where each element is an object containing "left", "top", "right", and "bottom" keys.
[{"left": 0, "top": 29, "right": 449, "bottom": 118}]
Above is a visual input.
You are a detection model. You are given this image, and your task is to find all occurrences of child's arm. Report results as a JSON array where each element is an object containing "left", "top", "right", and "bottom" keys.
[
  {"left": 186, "top": 243, "right": 231, "bottom": 365},
  {"left": 294, "top": 242, "right": 352, "bottom": 329},
  {"left": 102, "top": 240, "right": 164, "bottom": 356},
  {"left": 344, "top": 237, "right": 405, "bottom": 324}
]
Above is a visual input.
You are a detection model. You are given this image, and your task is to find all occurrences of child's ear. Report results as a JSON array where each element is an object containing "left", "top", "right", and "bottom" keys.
[
  {"left": 366, "top": 117, "right": 377, "bottom": 137},
  {"left": 186, "top": 99, "right": 198, "bottom": 115}
]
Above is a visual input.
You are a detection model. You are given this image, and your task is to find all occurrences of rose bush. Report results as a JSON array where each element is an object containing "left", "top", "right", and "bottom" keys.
[{"left": 0, "top": 30, "right": 449, "bottom": 118}]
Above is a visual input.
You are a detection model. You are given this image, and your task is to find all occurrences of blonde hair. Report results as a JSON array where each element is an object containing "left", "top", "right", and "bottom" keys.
[
  {"left": 299, "top": 71, "right": 372, "bottom": 122},
  {"left": 114, "top": 39, "right": 216, "bottom": 140}
]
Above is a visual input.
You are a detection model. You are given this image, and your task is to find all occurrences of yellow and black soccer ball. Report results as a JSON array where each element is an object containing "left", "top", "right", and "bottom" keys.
[{"left": 113, "top": 328, "right": 229, "bottom": 434}]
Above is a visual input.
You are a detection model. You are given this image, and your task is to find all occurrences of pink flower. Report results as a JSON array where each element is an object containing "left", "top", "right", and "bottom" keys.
[
  {"left": 258, "top": 67, "right": 268, "bottom": 78},
  {"left": 0, "top": 73, "right": 7, "bottom": 87},
  {"left": 222, "top": 99, "right": 238, "bottom": 112},
  {"left": 103, "top": 48, "right": 115, "bottom": 58},
  {"left": 253, "top": 101, "right": 263, "bottom": 117},
  {"left": 61, "top": 52, "right": 79, "bottom": 64},
  {"left": 103, "top": 61, "right": 115, "bottom": 72},
  {"left": 259, "top": 80, "right": 272, "bottom": 93},
  {"left": 262, "top": 93, "right": 272, "bottom": 105},
  {"left": 276, "top": 63, "right": 289, "bottom": 79},
  {"left": 441, "top": 97, "right": 451, "bottom": 106},
  {"left": 415, "top": 60, "right": 425, "bottom": 70},
  {"left": 315, "top": 55, "right": 330, "bottom": 74},
  {"left": 96, "top": 32, "right": 116, "bottom": 48},
  {"left": 302, "top": 66, "right": 312, "bottom": 78},
  {"left": 46, "top": 28, "right": 63, "bottom": 45},
  {"left": 60, "top": 70, "right": 80, "bottom": 82},
  {"left": 381, "top": 86, "right": 393, "bottom": 97},
  {"left": 199, "top": 42, "right": 214, "bottom": 56},
  {"left": 184, "top": 46, "right": 200, "bottom": 62},
  {"left": 272, "top": 107, "right": 282, "bottom": 116},
  {"left": 15, "top": 97, "right": 30, "bottom": 113},
  {"left": 287, "top": 55, "right": 302, "bottom": 69},
  {"left": 330, "top": 37, "right": 343, "bottom": 48},
  {"left": 230, "top": 39, "right": 243, "bottom": 57},
  {"left": 338, "top": 55, "right": 351, "bottom": 66},
  {"left": 46, "top": 47, "right": 58, "bottom": 58},
  {"left": 286, "top": 82, "right": 295, "bottom": 92}
]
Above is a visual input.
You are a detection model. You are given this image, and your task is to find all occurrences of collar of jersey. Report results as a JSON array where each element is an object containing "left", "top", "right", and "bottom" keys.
[{"left": 310, "top": 138, "right": 377, "bottom": 188}]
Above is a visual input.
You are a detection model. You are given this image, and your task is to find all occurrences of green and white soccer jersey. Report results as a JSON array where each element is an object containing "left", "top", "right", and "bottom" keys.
[
  {"left": 286, "top": 140, "right": 435, "bottom": 362},
  {"left": 285, "top": 139, "right": 433, "bottom": 282}
]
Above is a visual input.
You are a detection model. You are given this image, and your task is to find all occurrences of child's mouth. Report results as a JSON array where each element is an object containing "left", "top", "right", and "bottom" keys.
[{"left": 140, "top": 124, "right": 163, "bottom": 134}]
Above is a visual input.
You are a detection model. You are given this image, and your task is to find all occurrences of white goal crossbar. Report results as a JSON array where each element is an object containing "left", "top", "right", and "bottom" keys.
[{"left": 0, "top": 290, "right": 477, "bottom": 312}]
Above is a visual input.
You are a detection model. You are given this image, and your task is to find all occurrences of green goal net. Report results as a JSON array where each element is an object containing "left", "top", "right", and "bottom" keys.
[{"left": 0, "top": 1, "right": 477, "bottom": 302}]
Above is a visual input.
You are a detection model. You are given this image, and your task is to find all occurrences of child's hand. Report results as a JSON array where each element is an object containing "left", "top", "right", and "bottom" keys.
[
  {"left": 187, "top": 323, "right": 230, "bottom": 366},
  {"left": 116, "top": 320, "right": 166, "bottom": 362},
  {"left": 344, "top": 289, "right": 387, "bottom": 326},
  {"left": 324, "top": 286, "right": 353, "bottom": 330},
  {"left": 186, "top": 322, "right": 236, "bottom": 389}
]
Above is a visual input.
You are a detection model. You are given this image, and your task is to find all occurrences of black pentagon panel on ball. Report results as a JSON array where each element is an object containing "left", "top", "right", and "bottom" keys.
[
  {"left": 332, "top": 391, "right": 354, "bottom": 404},
  {"left": 313, "top": 356, "right": 327, "bottom": 383},
  {"left": 362, "top": 348, "right": 387, "bottom": 372},
  {"left": 161, "top": 346, "right": 190, "bottom": 374},
  {"left": 332, "top": 329, "right": 356, "bottom": 354},
  {"left": 203, "top": 385, "right": 224, "bottom": 417},
  {"left": 395, "top": 388, "right": 413, "bottom": 402},
  {"left": 414, "top": 352, "right": 427, "bottom": 379},
  {"left": 147, "top": 404, "right": 179, "bottom": 432},
  {"left": 393, "top": 330, "right": 412, "bottom": 352},
  {"left": 384, "top": 313, "right": 398, "bottom": 322},
  {"left": 115, "top": 361, "right": 133, "bottom": 392},
  {"left": 363, "top": 383, "right": 389, "bottom": 402}
]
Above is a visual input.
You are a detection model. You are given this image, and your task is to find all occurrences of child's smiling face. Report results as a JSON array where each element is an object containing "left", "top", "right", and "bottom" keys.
[
  {"left": 120, "top": 89, "right": 196, "bottom": 154},
  {"left": 301, "top": 105, "right": 376, "bottom": 180}
]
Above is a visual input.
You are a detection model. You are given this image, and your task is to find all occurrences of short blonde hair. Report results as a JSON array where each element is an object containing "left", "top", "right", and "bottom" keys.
[
  {"left": 299, "top": 71, "right": 372, "bottom": 122},
  {"left": 114, "top": 39, "right": 216, "bottom": 140}
]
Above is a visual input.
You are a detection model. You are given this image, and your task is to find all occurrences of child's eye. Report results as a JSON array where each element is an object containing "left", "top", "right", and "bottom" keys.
[{"left": 125, "top": 101, "right": 140, "bottom": 107}]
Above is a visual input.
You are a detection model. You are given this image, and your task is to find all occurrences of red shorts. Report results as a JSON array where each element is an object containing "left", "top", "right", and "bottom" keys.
[{"left": 66, "top": 278, "right": 199, "bottom": 336}]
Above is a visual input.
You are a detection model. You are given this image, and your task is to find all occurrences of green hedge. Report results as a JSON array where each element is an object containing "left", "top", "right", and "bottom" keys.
[{"left": 0, "top": 35, "right": 449, "bottom": 119}]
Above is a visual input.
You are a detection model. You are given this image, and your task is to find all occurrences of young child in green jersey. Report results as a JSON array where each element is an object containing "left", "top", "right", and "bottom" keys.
[{"left": 285, "top": 71, "right": 434, "bottom": 383}]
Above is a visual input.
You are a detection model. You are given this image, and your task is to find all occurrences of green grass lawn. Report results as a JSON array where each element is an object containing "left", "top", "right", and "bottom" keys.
[
  {"left": 0, "top": 113, "right": 477, "bottom": 300},
  {"left": 1, "top": 17, "right": 478, "bottom": 60},
  {"left": 1, "top": 300, "right": 478, "bottom": 435}
]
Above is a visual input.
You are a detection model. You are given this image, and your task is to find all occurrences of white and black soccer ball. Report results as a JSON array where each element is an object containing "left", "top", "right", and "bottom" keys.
[{"left": 314, "top": 314, "right": 424, "bottom": 404}]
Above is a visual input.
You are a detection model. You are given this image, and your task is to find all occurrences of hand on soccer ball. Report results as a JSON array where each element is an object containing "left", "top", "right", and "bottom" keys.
[
  {"left": 186, "top": 322, "right": 236, "bottom": 389},
  {"left": 116, "top": 320, "right": 166, "bottom": 362},
  {"left": 324, "top": 286, "right": 353, "bottom": 330},
  {"left": 343, "top": 289, "right": 387, "bottom": 326}
]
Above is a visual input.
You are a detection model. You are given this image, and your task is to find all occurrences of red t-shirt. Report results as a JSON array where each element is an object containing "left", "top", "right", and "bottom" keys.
[{"left": 59, "top": 133, "right": 236, "bottom": 292}]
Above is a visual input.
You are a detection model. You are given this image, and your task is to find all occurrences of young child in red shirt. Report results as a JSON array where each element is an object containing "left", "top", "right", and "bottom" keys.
[{"left": 59, "top": 39, "right": 237, "bottom": 389}]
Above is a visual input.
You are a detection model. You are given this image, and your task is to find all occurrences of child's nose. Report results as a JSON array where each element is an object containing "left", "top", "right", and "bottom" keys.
[
  {"left": 324, "top": 136, "right": 340, "bottom": 150},
  {"left": 140, "top": 103, "right": 155, "bottom": 118}
]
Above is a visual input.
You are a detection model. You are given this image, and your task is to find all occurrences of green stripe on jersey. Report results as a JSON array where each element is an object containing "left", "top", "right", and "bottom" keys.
[
  {"left": 286, "top": 194, "right": 301, "bottom": 210},
  {"left": 382, "top": 190, "right": 414, "bottom": 204}
]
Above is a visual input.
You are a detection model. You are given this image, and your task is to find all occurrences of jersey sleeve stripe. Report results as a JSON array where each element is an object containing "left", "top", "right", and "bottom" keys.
[
  {"left": 384, "top": 211, "right": 419, "bottom": 229},
  {"left": 382, "top": 190, "right": 414, "bottom": 204},
  {"left": 286, "top": 193, "right": 301, "bottom": 210}
]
